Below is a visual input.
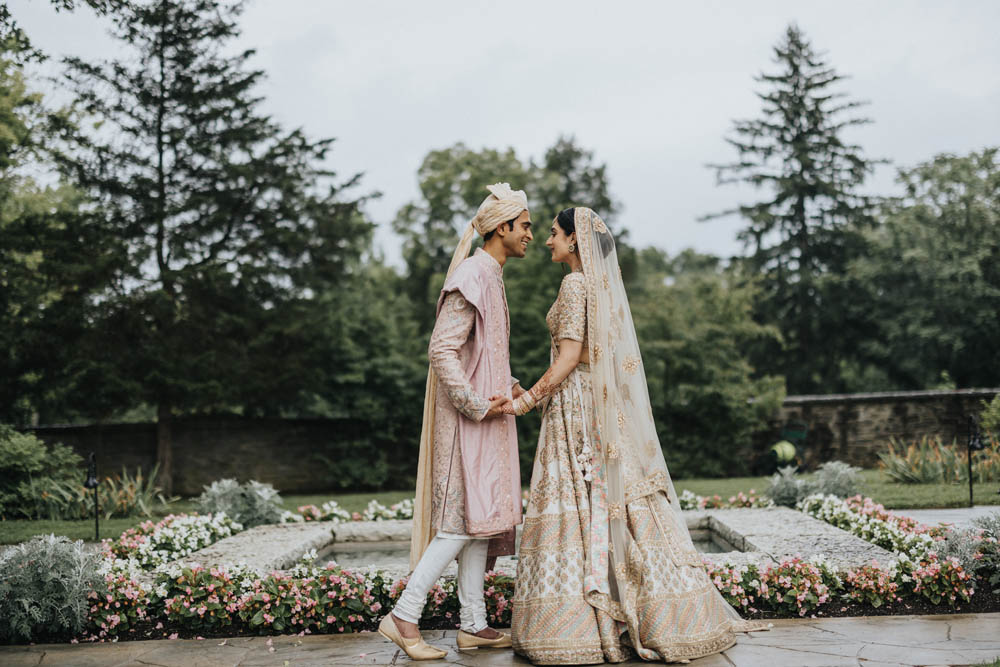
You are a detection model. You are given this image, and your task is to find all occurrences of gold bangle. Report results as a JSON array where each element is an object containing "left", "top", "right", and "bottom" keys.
[{"left": 515, "top": 389, "right": 537, "bottom": 415}]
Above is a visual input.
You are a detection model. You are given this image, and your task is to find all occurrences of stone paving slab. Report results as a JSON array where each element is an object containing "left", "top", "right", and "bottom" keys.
[
  {"left": 2, "top": 613, "right": 997, "bottom": 666},
  {"left": 332, "top": 519, "right": 413, "bottom": 543},
  {"left": 894, "top": 505, "right": 1000, "bottom": 530},
  {"left": 705, "top": 507, "right": 898, "bottom": 569},
  {"left": 172, "top": 522, "right": 338, "bottom": 574}
]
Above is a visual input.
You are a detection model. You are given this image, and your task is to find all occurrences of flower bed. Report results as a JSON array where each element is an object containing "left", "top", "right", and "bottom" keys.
[
  {"left": 280, "top": 499, "right": 414, "bottom": 524},
  {"left": 103, "top": 513, "right": 243, "bottom": 570},
  {"left": 797, "top": 494, "right": 939, "bottom": 559},
  {"left": 6, "top": 490, "right": 997, "bottom": 644},
  {"left": 678, "top": 488, "right": 774, "bottom": 510},
  {"left": 79, "top": 553, "right": 514, "bottom": 642},
  {"left": 720, "top": 493, "right": 987, "bottom": 616},
  {"left": 704, "top": 550, "right": 975, "bottom": 618}
]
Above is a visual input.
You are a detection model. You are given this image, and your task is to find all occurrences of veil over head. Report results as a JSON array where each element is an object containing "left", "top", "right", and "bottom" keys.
[{"left": 572, "top": 207, "right": 754, "bottom": 635}]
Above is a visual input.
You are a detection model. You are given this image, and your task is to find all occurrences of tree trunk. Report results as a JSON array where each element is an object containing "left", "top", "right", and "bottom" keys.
[{"left": 157, "top": 401, "right": 173, "bottom": 496}]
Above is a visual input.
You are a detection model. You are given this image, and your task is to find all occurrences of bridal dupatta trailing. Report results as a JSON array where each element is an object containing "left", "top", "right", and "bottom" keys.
[{"left": 512, "top": 208, "right": 767, "bottom": 664}]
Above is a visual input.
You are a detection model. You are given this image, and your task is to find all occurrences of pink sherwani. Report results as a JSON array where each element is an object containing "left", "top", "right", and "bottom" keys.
[{"left": 428, "top": 249, "right": 521, "bottom": 553}]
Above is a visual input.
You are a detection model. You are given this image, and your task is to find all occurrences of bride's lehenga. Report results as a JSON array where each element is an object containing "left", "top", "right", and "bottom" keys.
[{"left": 512, "top": 209, "right": 765, "bottom": 665}]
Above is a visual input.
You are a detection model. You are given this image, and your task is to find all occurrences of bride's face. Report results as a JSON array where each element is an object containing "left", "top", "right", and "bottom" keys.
[{"left": 545, "top": 222, "right": 576, "bottom": 264}]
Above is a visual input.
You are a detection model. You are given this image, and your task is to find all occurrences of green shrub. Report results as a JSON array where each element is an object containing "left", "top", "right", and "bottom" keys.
[
  {"left": 766, "top": 460, "right": 861, "bottom": 506},
  {"left": 814, "top": 460, "right": 864, "bottom": 498},
  {"left": 766, "top": 465, "right": 815, "bottom": 507},
  {"left": 0, "top": 424, "right": 83, "bottom": 520},
  {"left": 878, "top": 436, "right": 1000, "bottom": 484},
  {"left": 66, "top": 465, "right": 171, "bottom": 519},
  {"left": 313, "top": 450, "right": 389, "bottom": 491},
  {"left": 196, "top": 478, "right": 283, "bottom": 528},
  {"left": 0, "top": 534, "right": 102, "bottom": 642},
  {"left": 972, "top": 511, "right": 1000, "bottom": 595},
  {"left": 933, "top": 526, "right": 986, "bottom": 579},
  {"left": 981, "top": 394, "right": 1000, "bottom": 435}
]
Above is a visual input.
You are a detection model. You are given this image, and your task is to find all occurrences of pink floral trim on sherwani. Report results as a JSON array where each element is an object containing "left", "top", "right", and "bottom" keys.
[{"left": 427, "top": 249, "right": 521, "bottom": 552}]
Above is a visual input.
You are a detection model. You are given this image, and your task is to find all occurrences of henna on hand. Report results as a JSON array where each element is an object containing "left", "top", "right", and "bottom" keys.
[{"left": 527, "top": 366, "right": 557, "bottom": 403}]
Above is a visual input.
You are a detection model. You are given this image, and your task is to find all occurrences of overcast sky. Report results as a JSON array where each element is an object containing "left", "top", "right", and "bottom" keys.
[{"left": 12, "top": 0, "right": 1000, "bottom": 265}]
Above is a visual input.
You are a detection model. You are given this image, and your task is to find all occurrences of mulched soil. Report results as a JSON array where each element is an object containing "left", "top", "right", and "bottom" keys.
[{"left": 746, "top": 589, "right": 1000, "bottom": 620}]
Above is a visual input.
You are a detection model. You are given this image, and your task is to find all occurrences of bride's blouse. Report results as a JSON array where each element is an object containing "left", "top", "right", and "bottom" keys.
[{"left": 546, "top": 271, "right": 589, "bottom": 364}]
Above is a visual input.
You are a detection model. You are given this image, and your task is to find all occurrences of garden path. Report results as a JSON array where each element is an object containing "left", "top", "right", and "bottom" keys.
[
  {"left": 895, "top": 505, "right": 1000, "bottom": 530},
  {"left": 2, "top": 613, "right": 997, "bottom": 666}
]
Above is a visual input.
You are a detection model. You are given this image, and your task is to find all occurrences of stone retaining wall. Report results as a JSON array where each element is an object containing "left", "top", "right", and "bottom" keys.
[
  {"left": 29, "top": 416, "right": 415, "bottom": 497},
  {"left": 771, "top": 388, "right": 998, "bottom": 470},
  {"left": 29, "top": 389, "right": 998, "bottom": 493}
]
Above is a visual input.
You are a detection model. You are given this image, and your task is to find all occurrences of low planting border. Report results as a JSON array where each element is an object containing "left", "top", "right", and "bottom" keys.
[{"left": 4, "top": 489, "right": 998, "bottom": 644}]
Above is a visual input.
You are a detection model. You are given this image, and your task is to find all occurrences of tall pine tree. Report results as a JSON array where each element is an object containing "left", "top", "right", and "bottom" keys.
[
  {"left": 55, "top": 0, "right": 372, "bottom": 493},
  {"left": 707, "top": 24, "right": 881, "bottom": 393}
]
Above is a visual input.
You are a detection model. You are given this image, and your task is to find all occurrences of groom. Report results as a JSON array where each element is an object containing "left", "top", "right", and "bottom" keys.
[{"left": 378, "top": 183, "right": 532, "bottom": 660}]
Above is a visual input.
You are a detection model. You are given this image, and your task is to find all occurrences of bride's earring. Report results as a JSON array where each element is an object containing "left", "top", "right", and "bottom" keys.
[{"left": 568, "top": 240, "right": 577, "bottom": 253}]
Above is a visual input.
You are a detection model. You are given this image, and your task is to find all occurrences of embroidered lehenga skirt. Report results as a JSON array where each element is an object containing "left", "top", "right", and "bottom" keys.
[{"left": 512, "top": 365, "right": 742, "bottom": 664}]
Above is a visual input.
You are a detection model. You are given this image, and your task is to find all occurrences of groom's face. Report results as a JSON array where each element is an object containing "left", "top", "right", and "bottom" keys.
[{"left": 499, "top": 210, "right": 533, "bottom": 258}]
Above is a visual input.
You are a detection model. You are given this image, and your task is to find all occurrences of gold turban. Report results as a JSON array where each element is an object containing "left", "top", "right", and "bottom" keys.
[
  {"left": 444, "top": 182, "right": 528, "bottom": 277},
  {"left": 471, "top": 182, "right": 529, "bottom": 236}
]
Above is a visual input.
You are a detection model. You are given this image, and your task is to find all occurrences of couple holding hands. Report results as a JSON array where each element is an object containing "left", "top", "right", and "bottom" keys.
[{"left": 378, "top": 184, "right": 765, "bottom": 664}]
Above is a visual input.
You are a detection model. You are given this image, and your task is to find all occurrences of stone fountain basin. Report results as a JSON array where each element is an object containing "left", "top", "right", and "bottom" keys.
[{"left": 167, "top": 507, "right": 895, "bottom": 578}]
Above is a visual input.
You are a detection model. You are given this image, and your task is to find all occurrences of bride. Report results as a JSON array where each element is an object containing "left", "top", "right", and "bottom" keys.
[{"left": 504, "top": 208, "right": 766, "bottom": 664}]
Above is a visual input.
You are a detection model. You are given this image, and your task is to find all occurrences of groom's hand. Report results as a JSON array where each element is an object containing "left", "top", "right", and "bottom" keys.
[
  {"left": 512, "top": 383, "right": 525, "bottom": 399},
  {"left": 485, "top": 395, "right": 512, "bottom": 419}
]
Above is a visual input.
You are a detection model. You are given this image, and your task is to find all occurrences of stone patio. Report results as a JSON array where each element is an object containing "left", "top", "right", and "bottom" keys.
[{"left": 2, "top": 613, "right": 997, "bottom": 666}]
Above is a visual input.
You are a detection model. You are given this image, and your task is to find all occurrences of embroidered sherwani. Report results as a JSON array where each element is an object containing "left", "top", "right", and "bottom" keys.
[{"left": 427, "top": 248, "right": 521, "bottom": 550}]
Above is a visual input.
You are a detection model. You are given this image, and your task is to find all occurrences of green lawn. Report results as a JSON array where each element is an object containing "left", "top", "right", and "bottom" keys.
[
  {"left": 3, "top": 471, "right": 998, "bottom": 546},
  {"left": 674, "top": 469, "right": 1000, "bottom": 510}
]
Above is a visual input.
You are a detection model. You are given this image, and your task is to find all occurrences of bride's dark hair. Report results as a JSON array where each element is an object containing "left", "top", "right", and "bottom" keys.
[
  {"left": 557, "top": 207, "right": 613, "bottom": 258},
  {"left": 556, "top": 208, "right": 576, "bottom": 236}
]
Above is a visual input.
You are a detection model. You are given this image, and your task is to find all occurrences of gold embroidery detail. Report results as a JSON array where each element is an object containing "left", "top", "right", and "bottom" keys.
[
  {"left": 625, "top": 470, "right": 669, "bottom": 503},
  {"left": 592, "top": 343, "right": 602, "bottom": 360},
  {"left": 594, "top": 216, "right": 608, "bottom": 234},
  {"left": 623, "top": 355, "right": 640, "bottom": 374},
  {"left": 608, "top": 502, "right": 624, "bottom": 519},
  {"left": 602, "top": 273, "right": 609, "bottom": 290},
  {"left": 607, "top": 440, "right": 620, "bottom": 459},
  {"left": 602, "top": 384, "right": 608, "bottom": 402},
  {"left": 617, "top": 408, "right": 625, "bottom": 430}
]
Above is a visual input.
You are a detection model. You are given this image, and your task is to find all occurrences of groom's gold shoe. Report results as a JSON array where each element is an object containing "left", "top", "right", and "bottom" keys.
[
  {"left": 456, "top": 629, "right": 513, "bottom": 649},
  {"left": 378, "top": 614, "right": 447, "bottom": 660}
]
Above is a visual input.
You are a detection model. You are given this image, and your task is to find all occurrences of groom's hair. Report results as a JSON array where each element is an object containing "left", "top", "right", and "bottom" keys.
[{"left": 482, "top": 218, "right": 516, "bottom": 243}]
